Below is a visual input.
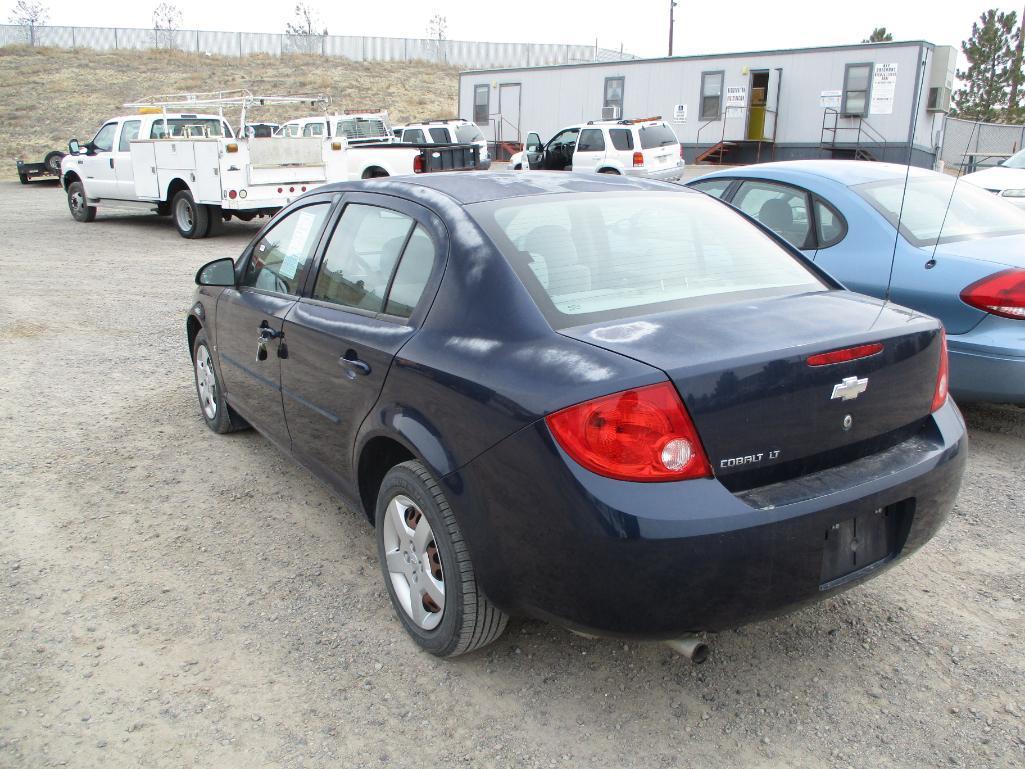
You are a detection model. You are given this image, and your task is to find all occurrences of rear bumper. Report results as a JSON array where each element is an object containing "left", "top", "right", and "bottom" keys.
[
  {"left": 949, "top": 315, "right": 1025, "bottom": 403},
  {"left": 623, "top": 162, "right": 686, "bottom": 182},
  {"left": 445, "top": 400, "right": 967, "bottom": 638}
]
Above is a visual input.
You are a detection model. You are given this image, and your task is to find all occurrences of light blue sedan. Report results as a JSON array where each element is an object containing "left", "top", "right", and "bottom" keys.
[{"left": 687, "top": 160, "right": 1025, "bottom": 403}]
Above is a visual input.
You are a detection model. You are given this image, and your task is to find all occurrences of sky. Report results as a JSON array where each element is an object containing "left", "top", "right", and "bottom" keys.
[{"left": 12, "top": 1, "right": 1004, "bottom": 62}]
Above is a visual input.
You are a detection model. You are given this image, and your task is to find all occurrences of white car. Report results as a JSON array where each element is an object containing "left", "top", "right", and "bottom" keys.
[
  {"left": 510, "top": 117, "right": 685, "bottom": 181},
  {"left": 962, "top": 149, "right": 1025, "bottom": 209},
  {"left": 277, "top": 113, "right": 395, "bottom": 145},
  {"left": 399, "top": 119, "right": 491, "bottom": 169}
]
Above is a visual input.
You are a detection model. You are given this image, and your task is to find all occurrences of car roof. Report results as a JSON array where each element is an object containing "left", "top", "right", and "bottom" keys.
[
  {"left": 318, "top": 170, "right": 690, "bottom": 205},
  {"left": 698, "top": 160, "right": 936, "bottom": 186}
]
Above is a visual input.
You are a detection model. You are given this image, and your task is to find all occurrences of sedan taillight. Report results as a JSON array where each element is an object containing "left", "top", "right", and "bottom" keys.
[
  {"left": 931, "top": 329, "right": 949, "bottom": 413},
  {"left": 960, "top": 269, "right": 1025, "bottom": 319},
  {"left": 545, "top": 382, "right": 711, "bottom": 482}
]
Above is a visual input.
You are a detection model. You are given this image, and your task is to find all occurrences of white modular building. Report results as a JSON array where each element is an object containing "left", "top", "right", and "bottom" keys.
[{"left": 457, "top": 41, "right": 956, "bottom": 167}]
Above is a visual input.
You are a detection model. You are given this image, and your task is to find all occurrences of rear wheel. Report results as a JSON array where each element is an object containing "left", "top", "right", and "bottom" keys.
[
  {"left": 18, "top": 173, "right": 28, "bottom": 185},
  {"left": 67, "top": 181, "right": 96, "bottom": 222},
  {"left": 205, "top": 206, "right": 226, "bottom": 236},
  {"left": 173, "top": 190, "right": 210, "bottom": 239},
  {"left": 376, "top": 460, "right": 507, "bottom": 657}
]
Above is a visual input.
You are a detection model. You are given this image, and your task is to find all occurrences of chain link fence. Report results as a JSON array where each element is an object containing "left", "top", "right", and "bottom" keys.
[
  {"left": 0, "top": 23, "right": 634, "bottom": 69},
  {"left": 941, "top": 116, "right": 1025, "bottom": 173}
]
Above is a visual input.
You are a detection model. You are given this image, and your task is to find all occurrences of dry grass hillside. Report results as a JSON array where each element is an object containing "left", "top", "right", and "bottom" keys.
[{"left": 0, "top": 46, "right": 459, "bottom": 178}]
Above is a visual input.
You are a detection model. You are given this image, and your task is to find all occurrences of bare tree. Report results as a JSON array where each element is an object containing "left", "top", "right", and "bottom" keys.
[
  {"left": 427, "top": 13, "right": 447, "bottom": 62},
  {"left": 8, "top": 0, "right": 48, "bottom": 47},
  {"left": 152, "top": 2, "right": 183, "bottom": 50},
  {"left": 285, "top": 3, "right": 327, "bottom": 54}
]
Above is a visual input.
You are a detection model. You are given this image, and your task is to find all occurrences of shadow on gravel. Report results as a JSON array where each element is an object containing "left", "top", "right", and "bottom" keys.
[{"left": 960, "top": 401, "right": 1025, "bottom": 438}]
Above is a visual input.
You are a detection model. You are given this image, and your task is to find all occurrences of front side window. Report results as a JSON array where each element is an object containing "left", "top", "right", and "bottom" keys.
[
  {"left": 700, "top": 71, "right": 724, "bottom": 120},
  {"left": 92, "top": 122, "right": 118, "bottom": 152},
  {"left": 577, "top": 129, "right": 605, "bottom": 153},
  {"left": 118, "top": 120, "right": 141, "bottom": 152},
  {"left": 548, "top": 128, "right": 580, "bottom": 152},
  {"left": 241, "top": 203, "right": 331, "bottom": 295},
  {"left": 732, "top": 180, "right": 812, "bottom": 249},
  {"left": 474, "top": 84, "right": 490, "bottom": 126},
  {"left": 603, "top": 77, "right": 625, "bottom": 116},
  {"left": 842, "top": 63, "right": 873, "bottom": 116},
  {"left": 609, "top": 129, "right": 633, "bottom": 151},
  {"left": 470, "top": 192, "right": 824, "bottom": 327},
  {"left": 403, "top": 129, "right": 426, "bottom": 144},
  {"left": 428, "top": 127, "right": 451, "bottom": 143},
  {"left": 854, "top": 175, "right": 1025, "bottom": 247},
  {"left": 313, "top": 205, "right": 425, "bottom": 314}
]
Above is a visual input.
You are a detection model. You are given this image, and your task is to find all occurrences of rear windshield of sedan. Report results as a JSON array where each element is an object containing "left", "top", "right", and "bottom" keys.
[
  {"left": 469, "top": 192, "right": 826, "bottom": 327},
  {"left": 638, "top": 124, "right": 678, "bottom": 149},
  {"left": 853, "top": 176, "right": 1025, "bottom": 247}
]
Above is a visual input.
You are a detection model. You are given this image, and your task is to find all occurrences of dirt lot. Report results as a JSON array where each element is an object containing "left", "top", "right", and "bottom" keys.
[{"left": 0, "top": 181, "right": 1023, "bottom": 769}]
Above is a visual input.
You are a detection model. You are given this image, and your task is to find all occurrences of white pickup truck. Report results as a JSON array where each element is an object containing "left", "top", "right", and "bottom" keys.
[
  {"left": 276, "top": 112, "right": 396, "bottom": 145},
  {"left": 60, "top": 96, "right": 480, "bottom": 238}
]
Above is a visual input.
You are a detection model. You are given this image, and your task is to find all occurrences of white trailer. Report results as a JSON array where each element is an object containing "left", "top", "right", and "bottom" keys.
[{"left": 60, "top": 91, "right": 480, "bottom": 238}]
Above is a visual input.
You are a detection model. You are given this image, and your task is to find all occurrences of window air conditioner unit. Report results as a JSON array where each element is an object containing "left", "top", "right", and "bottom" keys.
[
  {"left": 927, "top": 86, "right": 951, "bottom": 113},
  {"left": 601, "top": 105, "right": 621, "bottom": 120}
]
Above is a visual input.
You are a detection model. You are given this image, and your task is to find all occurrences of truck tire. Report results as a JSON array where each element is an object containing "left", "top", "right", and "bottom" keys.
[
  {"left": 205, "top": 206, "right": 226, "bottom": 236},
  {"left": 172, "top": 190, "right": 210, "bottom": 239},
  {"left": 67, "top": 181, "right": 96, "bottom": 222},
  {"left": 44, "top": 151, "right": 64, "bottom": 174},
  {"left": 19, "top": 173, "right": 29, "bottom": 185}
]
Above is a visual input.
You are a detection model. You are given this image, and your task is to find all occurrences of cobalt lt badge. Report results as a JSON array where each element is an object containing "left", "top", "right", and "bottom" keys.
[{"left": 831, "top": 375, "right": 868, "bottom": 401}]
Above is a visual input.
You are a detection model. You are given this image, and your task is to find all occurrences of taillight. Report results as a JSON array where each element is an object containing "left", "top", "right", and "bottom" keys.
[
  {"left": 807, "top": 342, "right": 883, "bottom": 367},
  {"left": 413, "top": 154, "right": 425, "bottom": 173},
  {"left": 545, "top": 382, "right": 711, "bottom": 482},
  {"left": 680, "top": 144, "right": 685, "bottom": 159},
  {"left": 227, "top": 189, "right": 237, "bottom": 199},
  {"left": 960, "top": 269, "right": 1025, "bottom": 319},
  {"left": 632, "top": 151, "right": 644, "bottom": 167},
  {"left": 931, "top": 329, "right": 949, "bottom": 413}
]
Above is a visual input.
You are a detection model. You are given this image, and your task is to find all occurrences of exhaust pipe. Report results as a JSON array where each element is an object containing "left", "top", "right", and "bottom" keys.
[{"left": 665, "top": 636, "right": 709, "bottom": 664}]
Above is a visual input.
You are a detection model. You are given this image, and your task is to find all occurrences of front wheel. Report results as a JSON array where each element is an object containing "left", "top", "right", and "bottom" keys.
[
  {"left": 173, "top": 189, "right": 210, "bottom": 239},
  {"left": 192, "top": 331, "right": 246, "bottom": 434},
  {"left": 67, "top": 181, "right": 96, "bottom": 222},
  {"left": 376, "top": 460, "right": 507, "bottom": 657}
]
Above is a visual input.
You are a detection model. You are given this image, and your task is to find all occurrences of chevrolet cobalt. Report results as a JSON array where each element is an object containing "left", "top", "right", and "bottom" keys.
[{"left": 187, "top": 172, "right": 967, "bottom": 657}]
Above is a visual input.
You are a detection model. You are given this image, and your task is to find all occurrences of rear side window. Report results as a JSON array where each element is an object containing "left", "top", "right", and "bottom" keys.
[
  {"left": 241, "top": 203, "right": 331, "bottom": 295},
  {"left": 609, "top": 129, "right": 633, "bottom": 151},
  {"left": 732, "top": 180, "right": 812, "bottom": 250},
  {"left": 313, "top": 205, "right": 432, "bottom": 315},
  {"left": 470, "top": 192, "right": 824, "bottom": 327},
  {"left": 303, "top": 122, "right": 325, "bottom": 137},
  {"left": 119, "top": 120, "right": 141, "bottom": 152},
  {"left": 577, "top": 129, "right": 605, "bottom": 152},
  {"left": 638, "top": 124, "right": 678, "bottom": 149},
  {"left": 428, "top": 127, "right": 450, "bottom": 143},
  {"left": 455, "top": 124, "right": 484, "bottom": 142},
  {"left": 403, "top": 129, "right": 426, "bottom": 144},
  {"left": 814, "top": 199, "right": 846, "bottom": 248}
]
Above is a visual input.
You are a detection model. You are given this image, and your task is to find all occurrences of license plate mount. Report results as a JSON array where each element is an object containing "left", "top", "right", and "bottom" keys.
[{"left": 820, "top": 501, "right": 910, "bottom": 589}]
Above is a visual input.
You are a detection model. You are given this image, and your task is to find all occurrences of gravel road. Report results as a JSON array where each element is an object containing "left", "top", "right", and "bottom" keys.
[{"left": 1, "top": 181, "right": 1023, "bottom": 769}]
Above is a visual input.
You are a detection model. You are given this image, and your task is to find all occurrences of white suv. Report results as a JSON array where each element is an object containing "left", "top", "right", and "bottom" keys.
[
  {"left": 399, "top": 119, "right": 491, "bottom": 169},
  {"left": 511, "top": 118, "right": 684, "bottom": 181}
]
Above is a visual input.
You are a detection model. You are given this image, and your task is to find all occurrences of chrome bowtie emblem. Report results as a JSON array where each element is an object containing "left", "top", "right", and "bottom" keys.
[{"left": 831, "top": 376, "right": 868, "bottom": 401}]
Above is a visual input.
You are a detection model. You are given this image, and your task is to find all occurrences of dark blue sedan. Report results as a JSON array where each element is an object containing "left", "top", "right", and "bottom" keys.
[{"left": 187, "top": 172, "right": 966, "bottom": 657}]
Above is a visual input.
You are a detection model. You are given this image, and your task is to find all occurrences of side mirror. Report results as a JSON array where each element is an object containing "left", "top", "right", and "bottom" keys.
[
  {"left": 68, "top": 139, "right": 81, "bottom": 155},
  {"left": 195, "top": 257, "right": 236, "bottom": 287},
  {"left": 525, "top": 132, "right": 542, "bottom": 153}
]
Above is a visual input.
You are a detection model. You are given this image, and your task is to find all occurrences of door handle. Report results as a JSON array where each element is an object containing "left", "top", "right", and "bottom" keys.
[
  {"left": 338, "top": 351, "right": 371, "bottom": 378},
  {"left": 109, "top": 158, "right": 114, "bottom": 169}
]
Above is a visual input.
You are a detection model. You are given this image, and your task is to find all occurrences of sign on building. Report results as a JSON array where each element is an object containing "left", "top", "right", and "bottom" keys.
[
  {"left": 820, "top": 90, "right": 841, "bottom": 109},
  {"left": 870, "top": 63, "right": 898, "bottom": 115},
  {"left": 673, "top": 104, "right": 688, "bottom": 123}
]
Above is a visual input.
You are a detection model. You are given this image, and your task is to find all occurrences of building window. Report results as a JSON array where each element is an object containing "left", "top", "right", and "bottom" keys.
[
  {"left": 842, "top": 63, "right": 873, "bottom": 116},
  {"left": 473, "top": 85, "right": 490, "bottom": 126},
  {"left": 603, "top": 77, "right": 625, "bottom": 118},
  {"left": 700, "top": 71, "right": 724, "bottom": 120}
]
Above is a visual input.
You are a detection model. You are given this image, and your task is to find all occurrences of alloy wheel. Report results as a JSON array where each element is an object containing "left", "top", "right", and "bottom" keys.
[
  {"left": 194, "top": 344, "right": 217, "bottom": 420},
  {"left": 382, "top": 494, "right": 445, "bottom": 630}
]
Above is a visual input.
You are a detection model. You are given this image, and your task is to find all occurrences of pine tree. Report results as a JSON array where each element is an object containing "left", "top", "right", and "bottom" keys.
[
  {"left": 1007, "top": 6, "right": 1025, "bottom": 121},
  {"left": 953, "top": 9, "right": 1017, "bottom": 122},
  {"left": 863, "top": 27, "right": 893, "bottom": 43}
]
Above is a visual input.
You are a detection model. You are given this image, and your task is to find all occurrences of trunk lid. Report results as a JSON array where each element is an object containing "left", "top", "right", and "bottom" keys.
[{"left": 560, "top": 290, "right": 942, "bottom": 490}]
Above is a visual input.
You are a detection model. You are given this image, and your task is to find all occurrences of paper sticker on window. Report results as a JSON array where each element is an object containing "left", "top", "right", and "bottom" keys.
[{"left": 279, "top": 252, "right": 300, "bottom": 279}]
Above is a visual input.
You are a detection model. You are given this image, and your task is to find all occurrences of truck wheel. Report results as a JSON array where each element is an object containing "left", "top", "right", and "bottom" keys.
[
  {"left": 44, "top": 151, "right": 64, "bottom": 174},
  {"left": 67, "top": 181, "right": 96, "bottom": 222},
  {"left": 376, "top": 460, "right": 508, "bottom": 657},
  {"left": 206, "top": 206, "right": 226, "bottom": 236},
  {"left": 19, "top": 173, "right": 29, "bottom": 185},
  {"left": 172, "top": 190, "right": 210, "bottom": 239}
]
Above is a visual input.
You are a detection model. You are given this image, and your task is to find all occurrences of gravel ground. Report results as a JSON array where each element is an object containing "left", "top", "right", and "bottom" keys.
[{"left": 1, "top": 180, "right": 1023, "bottom": 769}]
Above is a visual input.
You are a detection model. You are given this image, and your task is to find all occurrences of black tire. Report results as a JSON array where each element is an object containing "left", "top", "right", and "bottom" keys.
[
  {"left": 67, "top": 180, "right": 96, "bottom": 222},
  {"left": 513, "top": 164, "right": 522, "bottom": 171},
  {"left": 376, "top": 460, "right": 508, "bottom": 657},
  {"left": 598, "top": 167, "right": 620, "bottom": 174},
  {"left": 172, "top": 189, "right": 210, "bottom": 239},
  {"left": 205, "top": 206, "right": 226, "bottom": 236},
  {"left": 43, "top": 151, "right": 64, "bottom": 174},
  {"left": 361, "top": 167, "right": 389, "bottom": 179},
  {"left": 154, "top": 201, "right": 171, "bottom": 217},
  {"left": 18, "top": 173, "right": 29, "bottom": 185},
  {"left": 191, "top": 331, "right": 247, "bottom": 434}
]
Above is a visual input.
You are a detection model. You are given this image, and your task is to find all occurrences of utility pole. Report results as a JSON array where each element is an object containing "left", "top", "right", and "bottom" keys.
[{"left": 669, "top": 0, "right": 678, "bottom": 57}]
